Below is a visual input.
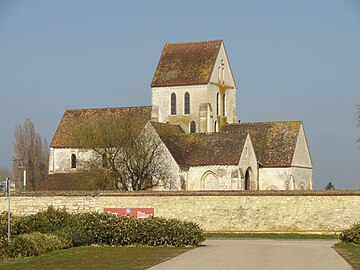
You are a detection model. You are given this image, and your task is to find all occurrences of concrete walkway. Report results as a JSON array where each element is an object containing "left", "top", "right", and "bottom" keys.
[{"left": 148, "top": 239, "right": 352, "bottom": 270}]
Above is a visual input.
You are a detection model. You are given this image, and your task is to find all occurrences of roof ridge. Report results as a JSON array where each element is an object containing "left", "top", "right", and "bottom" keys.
[
  {"left": 66, "top": 105, "right": 152, "bottom": 112},
  {"left": 164, "top": 39, "right": 223, "bottom": 46},
  {"left": 239, "top": 120, "right": 302, "bottom": 125}
]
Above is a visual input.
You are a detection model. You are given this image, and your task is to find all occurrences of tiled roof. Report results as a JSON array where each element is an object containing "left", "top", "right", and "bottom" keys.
[
  {"left": 50, "top": 106, "right": 152, "bottom": 148},
  {"left": 37, "top": 173, "right": 93, "bottom": 191},
  {"left": 157, "top": 129, "right": 248, "bottom": 167},
  {"left": 151, "top": 40, "right": 222, "bottom": 87},
  {"left": 221, "top": 121, "right": 302, "bottom": 167},
  {"left": 184, "top": 131, "right": 248, "bottom": 166},
  {"left": 150, "top": 121, "right": 185, "bottom": 139}
]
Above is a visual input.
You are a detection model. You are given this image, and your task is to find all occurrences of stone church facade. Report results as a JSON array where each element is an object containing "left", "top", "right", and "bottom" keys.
[{"left": 43, "top": 40, "right": 313, "bottom": 191}]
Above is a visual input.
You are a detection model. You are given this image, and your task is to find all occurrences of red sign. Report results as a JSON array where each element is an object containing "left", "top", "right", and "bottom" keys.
[{"left": 104, "top": 208, "right": 154, "bottom": 218}]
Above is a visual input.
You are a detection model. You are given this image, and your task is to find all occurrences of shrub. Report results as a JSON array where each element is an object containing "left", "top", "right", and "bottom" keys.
[
  {"left": 2, "top": 232, "right": 69, "bottom": 258},
  {"left": 77, "top": 212, "right": 144, "bottom": 246},
  {"left": 137, "top": 217, "right": 205, "bottom": 247},
  {"left": 1, "top": 207, "right": 205, "bottom": 258},
  {"left": 74, "top": 212, "right": 205, "bottom": 247},
  {"left": 14, "top": 206, "right": 76, "bottom": 235},
  {"left": 0, "top": 212, "right": 21, "bottom": 244},
  {"left": 339, "top": 222, "right": 360, "bottom": 244}
]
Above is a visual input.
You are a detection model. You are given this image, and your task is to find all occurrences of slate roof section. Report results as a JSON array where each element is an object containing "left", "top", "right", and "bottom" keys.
[
  {"left": 151, "top": 40, "right": 222, "bottom": 87},
  {"left": 221, "top": 121, "right": 302, "bottom": 167},
  {"left": 50, "top": 106, "right": 152, "bottom": 148}
]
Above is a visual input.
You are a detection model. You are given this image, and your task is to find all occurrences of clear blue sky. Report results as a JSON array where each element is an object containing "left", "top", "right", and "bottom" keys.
[{"left": 1, "top": 0, "right": 359, "bottom": 189}]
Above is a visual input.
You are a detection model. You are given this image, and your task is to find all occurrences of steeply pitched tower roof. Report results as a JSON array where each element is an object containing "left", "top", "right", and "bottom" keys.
[{"left": 151, "top": 40, "right": 223, "bottom": 87}]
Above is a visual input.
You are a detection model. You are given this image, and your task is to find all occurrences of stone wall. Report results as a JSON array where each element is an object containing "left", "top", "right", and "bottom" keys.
[{"left": 1, "top": 191, "right": 359, "bottom": 233}]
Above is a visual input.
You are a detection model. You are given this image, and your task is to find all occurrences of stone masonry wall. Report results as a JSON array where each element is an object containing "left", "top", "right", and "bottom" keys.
[{"left": 1, "top": 191, "right": 359, "bottom": 233}]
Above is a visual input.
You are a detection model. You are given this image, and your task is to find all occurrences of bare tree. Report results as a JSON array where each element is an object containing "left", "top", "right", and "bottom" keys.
[
  {"left": 0, "top": 166, "right": 12, "bottom": 181},
  {"left": 77, "top": 117, "right": 174, "bottom": 191},
  {"left": 13, "top": 119, "right": 49, "bottom": 190}
]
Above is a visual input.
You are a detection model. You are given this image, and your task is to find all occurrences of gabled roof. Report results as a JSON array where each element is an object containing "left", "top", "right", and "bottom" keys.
[
  {"left": 51, "top": 106, "right": 152, "bottom": 148},
  {"left": 151, "top": 40, "right": 223, "bottom": 87},
  {"left": 155, "top": 128, "right": 248, "bottom": 167},
  {"left": 221, "top": 121, "right": 302, "bottom": 167}
]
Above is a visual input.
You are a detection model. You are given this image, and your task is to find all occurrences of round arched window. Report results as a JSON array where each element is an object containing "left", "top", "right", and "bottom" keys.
[{"left": 190, "top": 121, "right": 196, "bottom": 133}]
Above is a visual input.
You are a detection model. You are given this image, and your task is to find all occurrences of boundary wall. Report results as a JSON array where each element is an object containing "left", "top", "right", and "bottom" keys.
[{"left": 1, "top": 190, "right": 360, "bottom": 233}]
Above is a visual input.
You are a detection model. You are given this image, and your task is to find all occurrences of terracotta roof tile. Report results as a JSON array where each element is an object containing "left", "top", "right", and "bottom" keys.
[
  {"left": 221, "top": 121, "right": 302, "bottom": 167},
  {"left": 151, "top": 40, "right": 222, "bottom": 87},
  {"left": 37, "top": 173, "right": 94, "bottom": 191},
  {"left": 51, "top": 106, "right": 152, "bottom": 148},
  {"left": 158, "top": 130, "right": 248, "bottom": 167}
]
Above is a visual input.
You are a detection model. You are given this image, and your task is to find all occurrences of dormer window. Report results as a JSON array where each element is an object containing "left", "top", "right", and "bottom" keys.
[
  {"left": 171, "top": 93, "right": 176, "bottom": 115},
  {"left": 184, "top": 92, "right": 190, "bottom": 114}
]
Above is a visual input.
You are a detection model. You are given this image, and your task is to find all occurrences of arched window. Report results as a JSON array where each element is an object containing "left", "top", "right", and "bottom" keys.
[
  {"left": 171, "top": 93, "right": 176, "bottom": 115},
  {"left": 102, "top": 153, "right": 107, "bottom": 168},
  {"left": 223, "top": 93, "right": 226, "bottom": 116},
  {"left": 190, "top": 121, "right": 196, "bottom": 133},
  {"left": 216, "top": 92, "right": 220, "bottom": 115},
  {"left": 184, "top": 92, "right": 190, "bottom": 114},
  {"left": 71, "top": 154, "right": 77, "bottom": 169}
]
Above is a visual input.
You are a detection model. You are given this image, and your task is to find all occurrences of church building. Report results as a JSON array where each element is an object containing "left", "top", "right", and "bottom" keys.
[{"left": 42, "top": 40, "right": 313, "bottom": 191}]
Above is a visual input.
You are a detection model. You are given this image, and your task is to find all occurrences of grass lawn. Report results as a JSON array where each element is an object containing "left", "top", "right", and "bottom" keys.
[
  {"left": 206, "top": 232, "right": 338, "bottom": 239},
  {"left": 334, "top": 242, "right": 360, "bottom": 270},
  {"left": 0, "top": 245, "right": 192, "bottom": 270}
]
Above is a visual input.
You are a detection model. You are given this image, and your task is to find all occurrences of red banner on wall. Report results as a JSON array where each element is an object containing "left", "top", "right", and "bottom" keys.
[{"left": 104, "top": 208, "right": 154, "bottom": 218}]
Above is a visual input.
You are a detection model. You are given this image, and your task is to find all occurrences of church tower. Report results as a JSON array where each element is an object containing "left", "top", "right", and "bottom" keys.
[{"left": 151, "top": 40, "right": 237, "bottom": 133}]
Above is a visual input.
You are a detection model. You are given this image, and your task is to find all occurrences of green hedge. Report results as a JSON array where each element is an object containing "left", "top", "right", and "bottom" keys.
[
  {"left": 339, "top": 223, "right": 360, "bottom": 244},
  {"left": 13, "top": 207, "right": 76, "bottom": 235},
  {"left": 0, "top": 207, "right": 205, "bottom": 258},
  {"left": 2, "top": 232, "right": 69, "bottom": 258}
]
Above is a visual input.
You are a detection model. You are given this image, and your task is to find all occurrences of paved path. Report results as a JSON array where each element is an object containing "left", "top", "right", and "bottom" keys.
[{"left": 148, "top": 239, "right": 352, "bottom": 270}]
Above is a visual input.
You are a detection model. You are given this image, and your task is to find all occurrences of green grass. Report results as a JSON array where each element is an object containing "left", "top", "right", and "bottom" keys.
[
  {"left": 0, "top": 245, "right": 192, "bottom": 270},
  {"left": 334, "top": 242, "right": 360, "bottom": 270},
  {"left": 206, "top": 232, "right": 338, "bottom": 239}
]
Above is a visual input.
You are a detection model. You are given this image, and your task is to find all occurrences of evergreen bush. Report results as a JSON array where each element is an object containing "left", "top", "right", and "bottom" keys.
[
  {"left": 0, "top": 207, "right": 205, "bottom": 258},
  {"left": 13, "top": 206, "right": 76, "bottom": 234},
  {"left": 2, "top": 232, "right": 69, "bottom": 258},
  {"left": 339, "top": 222, "right": 360, "bottom": 244}
]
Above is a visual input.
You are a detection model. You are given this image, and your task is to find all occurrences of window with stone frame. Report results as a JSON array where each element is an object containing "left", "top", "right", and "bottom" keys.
[
  {"left": 223, "top": 93, "right": 226, "bottom": 116},
  {"left": 190, "top": 121, "right": 196, "bottom": 133},
  {"left": 71, "top": 154, "right": 77, "bottom": 169},
  {"left": 171, "top": 93, "right": 176, "bottom": 115},
  {"left": 184, "top": 92, "right": 190, "bottom": 114}
]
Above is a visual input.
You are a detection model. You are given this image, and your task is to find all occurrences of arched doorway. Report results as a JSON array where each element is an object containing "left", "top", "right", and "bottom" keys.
[
  {"left": 202, "top": 171, "right": 218, "bottom": 190},
  {"left": 244, "top": 168, "right": 252, "bottom": 190}
]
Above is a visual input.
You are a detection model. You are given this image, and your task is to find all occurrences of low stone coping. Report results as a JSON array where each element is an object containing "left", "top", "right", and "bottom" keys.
[{"left": 1, "top": 190, "right": 360, "bottom": 197}]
